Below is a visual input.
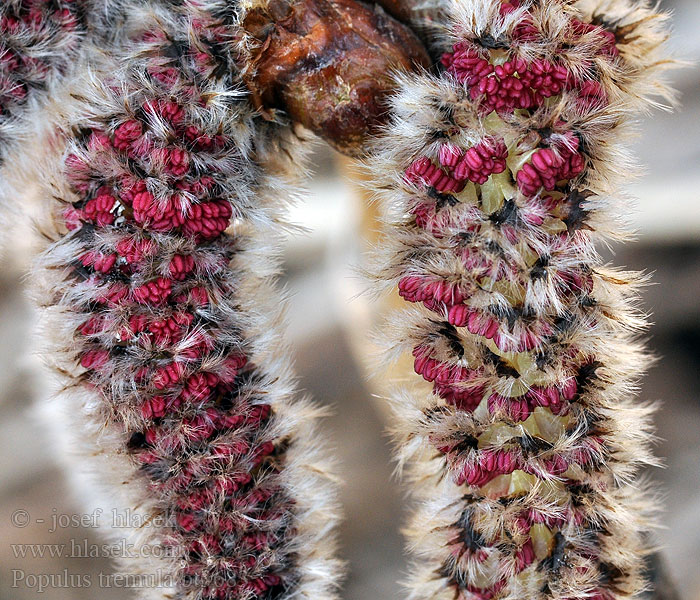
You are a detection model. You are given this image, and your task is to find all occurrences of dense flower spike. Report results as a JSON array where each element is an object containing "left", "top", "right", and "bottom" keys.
[
  {"left": 369, "top": 1, "right": 673, "bottom": 599},
  {"left": 0, "top": 0, "right": 83, "bottom": 163},
  {"left": 30, "top": 2, "right": 341, "bottom": 599}
]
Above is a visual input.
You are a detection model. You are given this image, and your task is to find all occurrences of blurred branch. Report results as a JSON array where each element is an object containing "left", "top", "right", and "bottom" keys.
[
  {"left": 645, "top": 551, "right": 681, "bottom": 600},
  {"left": 373, "top": 0, "right": 446, "bottom": 30}
]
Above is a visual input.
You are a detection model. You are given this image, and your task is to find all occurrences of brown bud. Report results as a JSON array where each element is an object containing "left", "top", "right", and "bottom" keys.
[{"left": 242, "top": 0, "right": 430, "bottom": 156}]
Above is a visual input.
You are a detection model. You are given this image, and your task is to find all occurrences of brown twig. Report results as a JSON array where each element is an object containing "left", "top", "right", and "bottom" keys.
[{"left": 242, "top": 0, "right": 430, "bottom": 156}]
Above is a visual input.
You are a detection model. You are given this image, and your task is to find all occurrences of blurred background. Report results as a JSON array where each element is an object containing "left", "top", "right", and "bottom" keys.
[{"left": 0, "top": 0, "right": 698, "bottom": 598}]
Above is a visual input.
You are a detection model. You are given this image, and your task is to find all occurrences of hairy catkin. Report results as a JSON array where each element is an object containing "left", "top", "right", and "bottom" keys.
[
  {"left": 0, "top": 0, "right": 84, "bottom": 163},
  {"left": 30, "top": 2, "right": 342, "bottom": 599},
  {"left": 0, "top": 0, "right": 85, "bottom": 236},
  {"left": 367, "top": 1, "right": 673, "bottom": 599}
]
